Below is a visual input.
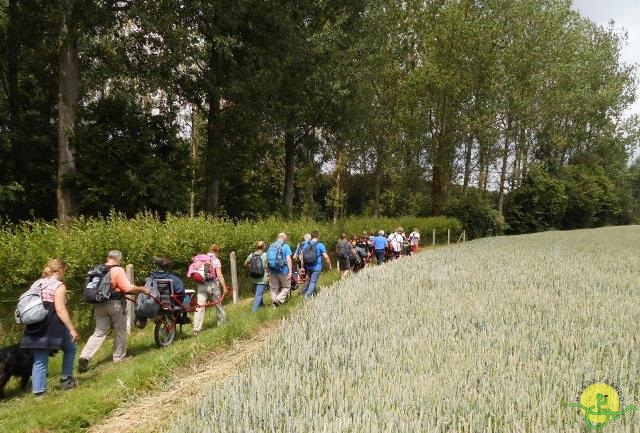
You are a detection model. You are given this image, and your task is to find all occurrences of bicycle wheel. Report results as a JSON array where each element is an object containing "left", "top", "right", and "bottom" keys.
[{"left": 154, "top": 316, "right": 176, "bottom": 348}]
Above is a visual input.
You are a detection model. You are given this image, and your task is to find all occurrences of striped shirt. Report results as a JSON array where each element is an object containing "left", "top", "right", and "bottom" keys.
[{"left": 36, "top": 277, "right": 64, "bottom": 303}]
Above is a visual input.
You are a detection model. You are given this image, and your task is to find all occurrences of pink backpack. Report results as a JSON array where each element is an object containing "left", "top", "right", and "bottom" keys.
[{"left": 187, "top": 254, "right": 217, "bottom": 283}]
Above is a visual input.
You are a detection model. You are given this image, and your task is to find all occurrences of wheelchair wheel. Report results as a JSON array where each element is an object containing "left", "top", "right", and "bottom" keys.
[{"left": 154, "top": 316, "right": 176, "bottom": 348}]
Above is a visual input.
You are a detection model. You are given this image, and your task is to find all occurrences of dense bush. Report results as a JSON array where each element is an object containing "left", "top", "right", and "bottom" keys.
[
  {"left": 446, "top": 194, "right": 505, "bottom": 239},
  {"left": 505, "top": 164, "right": 623, "bottom": 234}
]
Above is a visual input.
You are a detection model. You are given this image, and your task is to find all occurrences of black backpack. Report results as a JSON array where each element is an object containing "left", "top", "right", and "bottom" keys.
[
  {"left": 248, "top": 253, "right": 265, "bottom": 278},
  {"left": 302, "top": 242, "right": 318, "bottom": 266},
  {"left": 83, "top": 265, "right": 115, "bottom": 304}
]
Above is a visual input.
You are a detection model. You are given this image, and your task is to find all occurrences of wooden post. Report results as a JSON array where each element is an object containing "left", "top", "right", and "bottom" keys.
[
  {"left": 432, "top": 229, "right": 436, "bottom": 246},
  {"left": 463, "top": 230, "right": 466, "bottom": 243},
  {"left": 447, "top": 229, "right": 451, "bottom": 245},
  {"left": 230, "top": 251, "right": 238, "bottom": 304},
  {"left": 125, "top": 264, "right": 135, "bottom": 335}
]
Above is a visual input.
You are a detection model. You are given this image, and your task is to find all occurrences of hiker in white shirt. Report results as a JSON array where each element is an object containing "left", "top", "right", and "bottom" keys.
[
  {"left": 387, "top": 228, "right": 404, "bottom": 260},
  {"left": 409, "top": 228, "right": 420, "bottom": 254}
]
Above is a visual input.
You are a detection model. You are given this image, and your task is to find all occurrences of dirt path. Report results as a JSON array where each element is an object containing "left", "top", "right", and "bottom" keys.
[{"left": 87, "top": 321, "right": 282, "bottom": 433}]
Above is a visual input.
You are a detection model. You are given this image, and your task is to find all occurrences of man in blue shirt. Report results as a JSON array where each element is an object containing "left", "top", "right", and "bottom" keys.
[
  {"left": 301, "top": 230, "right": 332, "bottom": 299},
  {"left": 373, "top": 230, "right": 388, "bottom": 265},
  {"left": 292, "top": 233, "right": 311, "bottom": 271},
  {"left": 267, "top": 232, "right": 293, "bottom": 307}
]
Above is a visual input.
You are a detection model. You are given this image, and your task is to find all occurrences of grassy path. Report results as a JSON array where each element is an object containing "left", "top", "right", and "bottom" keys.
[
  {"left": 0, "top": 270, "right": 339, "bottom": 433},
  {"left": 89, "top": 320, "right": 282, "bottom": 433}
]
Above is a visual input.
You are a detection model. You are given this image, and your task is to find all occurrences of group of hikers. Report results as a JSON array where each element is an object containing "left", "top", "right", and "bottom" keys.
[{"left": 12, "top": 226, "right": 420, "bottom": 397}]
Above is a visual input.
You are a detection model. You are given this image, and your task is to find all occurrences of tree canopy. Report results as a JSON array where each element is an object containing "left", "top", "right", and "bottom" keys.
[{"left": 0, "top": 0, "right": 637, "bottom": 235}]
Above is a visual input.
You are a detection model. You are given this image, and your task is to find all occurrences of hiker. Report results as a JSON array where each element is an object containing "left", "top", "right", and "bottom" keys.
[
  {"left": 409, "top": 228, "right": 421, "bottom": 254},
  {"left": 190, "top": 245, "right": 228, "bottom": 334},
  {"left": 149, "top": 256, "right": 186, "bottom": 300},
  {"left": 355, "top": 232, "right": 371, "bottom": 266},
  {"left": 148, "top": 257, "right": 190, "bottom": 322},
  {"left": 292, "top": 234, "right": 311, "bottom": 271},
  {"left": 388, "top": 227, "right": 405, "bottom": 260},
  {"left": 336, "top": 233, "right": 352, "bottom": 278},
  {"left": 78, "top": 250, "right": 151, "bottom": 373},
  {"left": 373, "top": 230, "right": 388, "bottom": 265},
  {"left": 349, "top": 236, "right": 364, "bottom": 272},
  {"left": 267, "top": 233, "right": 293, "bottom": 307},
  {"left": 20, "top": 259, "right": 79, "bottom": 396},
  {"left": 244, "top": 241, "right": 269, "bottom": 312},
  {"left": 301, "top": 231, "right": 332, "bottom": 299}
]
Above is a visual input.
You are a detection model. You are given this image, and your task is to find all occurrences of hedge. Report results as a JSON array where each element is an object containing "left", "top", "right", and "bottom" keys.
[{"left": 0, "top": 213, "right": 460, "bottom": 342}]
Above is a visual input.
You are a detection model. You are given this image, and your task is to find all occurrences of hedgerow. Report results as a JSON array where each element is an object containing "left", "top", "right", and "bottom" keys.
[{"left": 0, "top": 213, "right": 460, "bottom": 342}]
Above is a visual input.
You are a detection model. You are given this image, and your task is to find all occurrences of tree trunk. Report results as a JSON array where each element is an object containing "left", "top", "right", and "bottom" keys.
[
  {"left": 205, "top": 93, "right": 222, "bottom": 215},
  {"left": 477, "top": 138, "right": 486, "bottom": 194},
  {"left": 372, "top": 137, "right": 383, "bottom": 217},
  {"left": 205, "top": 47, "right": 223, "bottom": 216},
  {"left": 304, "top": 144, "right": 315, "bottom": 218},
  {"left": 283, "top": 124, "right": 296, "bottom": 218},
  {"left": 190, "top": 107, "right": 197, "bottom": 217},
  {"left": 497, "top": 120, "right": 511, "bottom": 215},
  {"left": 431, "top": 95, "right": 451, "bottom": 216},
  {"left": 333, "top": 168, "right": 341, "bottom": 224},
  {"left": 521, "top": 128, "right": 529, "bottom": 181},
  {"left": 56, "top": 0, "right": 78, "bottom": 226},
  {"left": 461, "top": 134, "right": 473, "bottom": 201},
  {"left": 7, "top": 0, "right": 20, "bottom": 177}
]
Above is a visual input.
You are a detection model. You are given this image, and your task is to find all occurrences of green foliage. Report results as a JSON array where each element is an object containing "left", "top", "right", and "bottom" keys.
[
  {"left": 505, "top": 164, "right": 623, "bottom": 234},
  {"left": 505, "top": 167, "right": 568, "bottom": 234},
  {"left": 0, "top": 0, "right": 637, "bottom": 236},
  {"left": 446, "top": 194, "right": 505, "bottom": 239},
  {"left": 71, "top": 93, "right": 191, "bottom": 217}
]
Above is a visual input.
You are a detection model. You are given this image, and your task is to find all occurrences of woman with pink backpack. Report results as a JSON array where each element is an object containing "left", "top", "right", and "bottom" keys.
[{"left": 187, "top": 244, "right": 228, "bottom": 334}]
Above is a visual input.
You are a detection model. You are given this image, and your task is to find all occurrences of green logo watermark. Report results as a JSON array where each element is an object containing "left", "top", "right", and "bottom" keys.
[{"left": 568, "top": 383, "right": 636, "bottom": 430}]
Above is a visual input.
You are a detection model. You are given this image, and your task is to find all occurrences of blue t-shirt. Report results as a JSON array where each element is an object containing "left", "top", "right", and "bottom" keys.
[
  {"left": 270, "top": 242, "right": 292, "bottom": 275},
  {"left": 373, "top": 235, "right": 388, "bottom": 250},
  {"left": 303, "top": 240, "right": 326, "bottom": 272}
]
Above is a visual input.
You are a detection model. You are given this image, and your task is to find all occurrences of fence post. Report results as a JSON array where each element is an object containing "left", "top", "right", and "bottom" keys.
[
  {"left": 432, "top": 229, "right": 436, "bottom": 246},
  {"left": 463, "top": 230, "right": 466, "bottom": 243},
  {"left": 447, "top": 229, "right": 451, "bottom": 245},
  {"left": 125, "top": 264, "right": 135, "bottom": 335},
  {"left": 230, "top": 252, "right": 239, "bottom": 304}
]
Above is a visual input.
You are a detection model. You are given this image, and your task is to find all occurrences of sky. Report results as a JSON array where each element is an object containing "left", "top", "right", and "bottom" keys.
[{"left": 571, "top": 0, "right": 640, "bottom": 118}]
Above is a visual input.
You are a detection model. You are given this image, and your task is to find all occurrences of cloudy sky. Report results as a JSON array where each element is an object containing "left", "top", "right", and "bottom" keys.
[{"left": 571, "top": 0, "right": 640, "bottom": 118}]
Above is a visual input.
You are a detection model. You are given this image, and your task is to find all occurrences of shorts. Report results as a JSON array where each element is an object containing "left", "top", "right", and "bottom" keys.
[{"left": 339, "top": 255, "right": 351, "bottom": 270}]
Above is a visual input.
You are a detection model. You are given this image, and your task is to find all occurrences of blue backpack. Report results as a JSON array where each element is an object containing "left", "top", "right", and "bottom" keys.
[{"left": 267, "top": 242, "right": 286, "bottom": 270}]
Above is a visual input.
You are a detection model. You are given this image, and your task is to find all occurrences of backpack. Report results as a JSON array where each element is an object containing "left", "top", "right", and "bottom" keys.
[
  {"left": 267, "top": 242, "right": 285, "bottom": 270},
  {"left": 248, "top": 252, "right": 265, "bottom": 278},
  {"left": 83, "top": 265, "right": 115, "bottom": 304},
  {"left": 302, "top": 242, "right": 318, "bottom": 266},
  {"left": 187, "top": 254, "right": 217, "bottom": 283},
  {"left": 14, "top": 278, "right": 59, "bottom": 325},
  {"left": 135, "top": 278, "right": 161, "bottom": 319},
  {"left": 338, "top": 240, "right": 351, "bottom": 259}
]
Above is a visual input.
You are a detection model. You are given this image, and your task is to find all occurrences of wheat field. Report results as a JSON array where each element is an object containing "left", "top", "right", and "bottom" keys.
[{"left": 165, "top": 227, "right": 640, "bottom": 432}]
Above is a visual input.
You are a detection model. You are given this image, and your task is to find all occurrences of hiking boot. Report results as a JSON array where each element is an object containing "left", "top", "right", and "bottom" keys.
[
  {"left": 78, "top": 357, "right": 89, "bottom": 373},
  {"left": 34, "top": 391, "right": 47, "bottom": 398},
  {"left": 59, "top": 376, "right": 77, "bottom": 390}
]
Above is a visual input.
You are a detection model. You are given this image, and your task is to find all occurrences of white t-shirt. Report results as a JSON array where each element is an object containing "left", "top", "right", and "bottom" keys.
[
  {"left": 409, "top": 231, "right": 420, "bottom": 245},
  {"left": 387, "top": 233, "right": 403, "bottom": 252}
]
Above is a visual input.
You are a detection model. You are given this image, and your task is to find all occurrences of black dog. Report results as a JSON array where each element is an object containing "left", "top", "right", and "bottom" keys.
[{"left": 0, "top": 344, "right": 33, "bottom": 398}]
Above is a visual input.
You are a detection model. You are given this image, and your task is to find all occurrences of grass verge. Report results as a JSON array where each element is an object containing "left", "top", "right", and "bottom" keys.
[{"left": 0, "top": 269, "right": 340, "bottom": 433}]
